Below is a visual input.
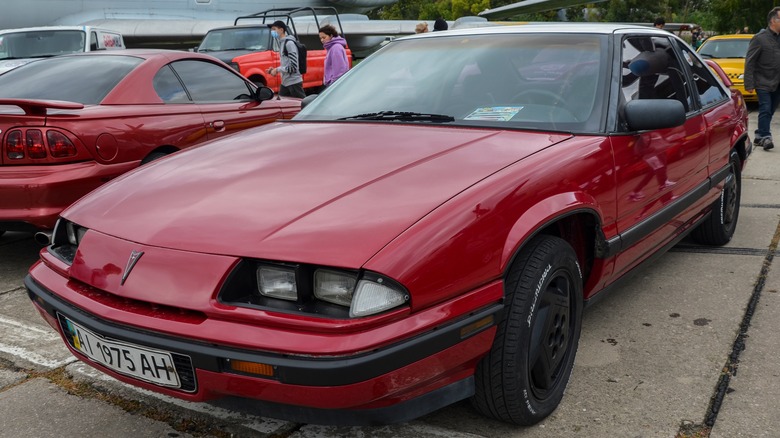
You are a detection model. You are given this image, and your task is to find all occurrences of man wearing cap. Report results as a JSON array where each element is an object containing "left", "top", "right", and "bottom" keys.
[{"left": 265, "top": 20, "right": 305, "bottom": 98}]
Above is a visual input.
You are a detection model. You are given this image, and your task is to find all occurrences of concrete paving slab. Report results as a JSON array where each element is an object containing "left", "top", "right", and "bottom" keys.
[
  {"left": 724, "top": 205, "right": 780, "bottom": 251},
  {"left": 0, "top": 368, "right": 26, "bottom": 389},
  {"left": 0, "top": 286, "right": 75, "bottom": 371},
  {"left": 0, "top": 377, "right": 193, "bottom": 438},
  {"left": 711, "top": 234, "right": 780, "bottom": 438}
]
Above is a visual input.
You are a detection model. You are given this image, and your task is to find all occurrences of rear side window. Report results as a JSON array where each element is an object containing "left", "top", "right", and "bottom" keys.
[
  {"left": 676, "top": 41, "right": 728, "bottom": 107},
  {"left": 0, "top": 55, "right": 141, "bottom": 104},
  {"left": 169, "top": 60, "right": 253, "bottom": 102},
  {"left": 153, "top": 65, "right": 191, "bottom": 103}
]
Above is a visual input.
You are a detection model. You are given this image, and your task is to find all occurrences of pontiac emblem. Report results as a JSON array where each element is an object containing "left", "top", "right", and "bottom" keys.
[{"left": 121, "top": 250, "right": 144, "bottom": 285}]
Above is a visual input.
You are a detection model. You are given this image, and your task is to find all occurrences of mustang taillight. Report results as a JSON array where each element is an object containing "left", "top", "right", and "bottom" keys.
[
  {"left": 5, "top": 130, "right": 24, "bottom": 159},
  {"left": 47, "top": 130, "right": 77, "bottom": 158},
  {"left": 3, "top": 128, "right": 80, "bottom": 161},
  {"left": 26, "top": 130, "right": 47, "bottom": 159}
]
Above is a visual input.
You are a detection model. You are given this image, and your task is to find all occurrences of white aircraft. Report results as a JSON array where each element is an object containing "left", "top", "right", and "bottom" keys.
[{"left": 0, "top": 0, "right": 399, "bottom": 49}]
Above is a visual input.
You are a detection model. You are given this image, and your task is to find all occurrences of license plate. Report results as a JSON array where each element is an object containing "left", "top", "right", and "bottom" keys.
[{"left": 59, "top": 315, "right": 181, "bottom": 388}]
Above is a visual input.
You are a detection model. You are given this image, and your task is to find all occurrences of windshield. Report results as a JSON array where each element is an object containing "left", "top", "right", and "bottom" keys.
[
  {"left": 698, "top": 39, "right": 750, "bottom": 59},
  {"left": 0, "top": 55, "right": 142, "bottom": 104},
  {"left": 296, "top": 33, "right": 608, "bottom": 132},
  {"left": 198, "top": 27, "right": 271, "bottom": 52},
  {"left": 0, "top": 30, "right": 86, "bottom": 60}
]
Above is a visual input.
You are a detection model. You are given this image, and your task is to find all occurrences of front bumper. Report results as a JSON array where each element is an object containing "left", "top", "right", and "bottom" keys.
[
  {"left": 0, "top": 161, "right": 137, "bottom": 230},
  {"left": 26, "top": 269, "right": 502, "bottom": 424}
]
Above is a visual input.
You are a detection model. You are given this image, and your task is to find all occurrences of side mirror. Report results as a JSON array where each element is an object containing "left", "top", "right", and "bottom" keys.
[
  {"left": 255, "top": 86, "right": 275, "bottom": 102},
  {"left": 301, "top": 94, "right": 318, "bottom": 109},
  {"left": 624, "top": 99, "right": 686, "bottom": 131}
]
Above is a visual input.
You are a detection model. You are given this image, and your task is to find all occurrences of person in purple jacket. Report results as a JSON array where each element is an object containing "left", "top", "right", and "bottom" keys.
[{"left": 318, "top": 25, "right": 350, "bottom": 87}]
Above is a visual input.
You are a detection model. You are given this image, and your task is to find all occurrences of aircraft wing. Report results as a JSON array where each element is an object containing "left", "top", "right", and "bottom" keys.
[{"left": 479, "top": 0, "right": 608, "bottom": 20}]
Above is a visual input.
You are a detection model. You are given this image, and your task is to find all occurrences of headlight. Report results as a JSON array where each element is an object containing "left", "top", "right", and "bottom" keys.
[
  {"left": 257, "top": 266, "right": 297, "bottom": 301},
  {"left": 48, "top": 218, "right": 88, "bottom": 264},
  {"left": 314, "top": 269, "right": 357, "bottom": 306},
  {"left": 220, "top": 260, "right": 410, "bottom": 319},
  {"left": 66, "top": 220, "right": 87, "bottom": 246}
]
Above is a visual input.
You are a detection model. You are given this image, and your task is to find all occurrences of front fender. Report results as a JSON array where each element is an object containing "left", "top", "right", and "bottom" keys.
[{"left": 501, "top": 192, "right": 606, "bottom": 269}]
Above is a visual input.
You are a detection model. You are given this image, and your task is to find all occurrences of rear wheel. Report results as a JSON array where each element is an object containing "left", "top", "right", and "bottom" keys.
[
  {"left": 472, "top": 235, "right": 583, "bottom": 425},
  {"left": 692, "top": 150, "right": 741, "bottom": 245}
]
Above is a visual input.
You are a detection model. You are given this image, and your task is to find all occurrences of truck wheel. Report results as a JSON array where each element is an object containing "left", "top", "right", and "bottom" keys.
[
  {"left": 692, "top": 150, "right": 741, "bottom": 245},
  {"left": 472, "top": 235, "right": 583, "bottom": 425}
]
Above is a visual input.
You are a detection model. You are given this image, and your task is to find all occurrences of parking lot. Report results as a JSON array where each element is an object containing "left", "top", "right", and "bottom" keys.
[{"left": 0, "top": 106, "right": 778, "bottom": 438}]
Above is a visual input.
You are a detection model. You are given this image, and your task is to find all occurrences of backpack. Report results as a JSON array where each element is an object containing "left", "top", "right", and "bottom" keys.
[{"left": 283, "top": 38, "right": 308, "bottom": 74}]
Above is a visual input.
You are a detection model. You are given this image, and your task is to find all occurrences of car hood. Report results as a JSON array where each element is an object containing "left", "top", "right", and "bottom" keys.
[
  {"left": 710, "top": 58, "right": 745, "bottom": 74},
  {"left": 0, "top": 58, "right": 35, "bottom": 74},
  {"left": 66, "top": 122, "right": 571, "bottom": 267}
]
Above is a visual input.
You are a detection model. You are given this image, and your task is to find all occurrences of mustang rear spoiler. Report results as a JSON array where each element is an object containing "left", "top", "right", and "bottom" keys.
[{"left": 0, "top": 99, "right": 84, "bottom": 116}]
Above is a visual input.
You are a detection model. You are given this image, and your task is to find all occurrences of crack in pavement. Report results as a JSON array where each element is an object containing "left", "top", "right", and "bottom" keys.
[{"left": 677, "top": 217, "right": 780, "bottom": 436}]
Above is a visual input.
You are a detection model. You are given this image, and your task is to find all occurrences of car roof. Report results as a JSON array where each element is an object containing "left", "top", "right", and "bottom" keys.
[
  {"left": 207, "top": 25, "right": 271, "bottom": 31},
  {"left": 400, "top": 22, "right": 673, "bottom": 39},
  {"left": 57, "top": 48, "right": 218, "bottom": 61},
  {"left": 0, "top": 25, "right": 119, "bottom": 34},
  {"left": 705, "top": 34, "right": 754, "bottom": 40}
]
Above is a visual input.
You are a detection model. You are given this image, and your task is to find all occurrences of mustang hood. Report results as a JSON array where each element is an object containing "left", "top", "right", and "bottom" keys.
[{"left": 66, "top": 122, "right": 570, "bottom": 267}]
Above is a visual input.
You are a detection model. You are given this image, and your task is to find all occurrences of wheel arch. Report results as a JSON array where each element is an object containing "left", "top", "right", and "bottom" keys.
[
  {"left": 732, "top": 131, "right": 749, "bottom": 166},
  {"left": 246, "top": 70, "right": 269, "bottom": 87},
  {"left": 501, "top": 194, "right": 608, "bottom": 294},
  {"left": 140, "top": 145, "right": 179, "bottom": 164}
]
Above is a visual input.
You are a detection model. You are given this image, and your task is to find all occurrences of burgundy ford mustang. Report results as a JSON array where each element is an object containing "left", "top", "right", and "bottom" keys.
[
  {"left": 0, "top": 49, "right": 300, "bottom": 234},
  {"left": 26, "top": 24, "right": 749, "bottom": 426}
]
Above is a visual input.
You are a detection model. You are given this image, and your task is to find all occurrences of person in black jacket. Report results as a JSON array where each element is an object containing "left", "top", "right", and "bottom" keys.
[{"left": 745, "top": 7, "right": 780, "bottom": 151}]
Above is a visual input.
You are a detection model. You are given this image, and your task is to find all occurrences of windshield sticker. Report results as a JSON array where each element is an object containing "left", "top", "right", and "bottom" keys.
[{"left": 464, "top": 106, "right": 523, "bottom": 121}]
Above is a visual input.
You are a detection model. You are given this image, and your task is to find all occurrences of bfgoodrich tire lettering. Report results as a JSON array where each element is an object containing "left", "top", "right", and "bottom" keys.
[
  {"left": 472, "top": 235, "right": 583, "bottom": 425},
  {"left": 692, "top": 150, "right": 741, "bottom": 245}
]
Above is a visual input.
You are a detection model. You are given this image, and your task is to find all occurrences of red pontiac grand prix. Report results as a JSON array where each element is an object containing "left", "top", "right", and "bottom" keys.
[
  {"left": 0, "top": 49, "right": 300, "bottom": 234},
  {"left": 26, "top": 24, "right": 750, "bottom": 426}
]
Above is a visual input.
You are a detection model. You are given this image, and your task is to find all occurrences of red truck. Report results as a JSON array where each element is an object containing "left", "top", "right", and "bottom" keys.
[{"left": 196, "top": 7, "right": 351, "bottom": 93}]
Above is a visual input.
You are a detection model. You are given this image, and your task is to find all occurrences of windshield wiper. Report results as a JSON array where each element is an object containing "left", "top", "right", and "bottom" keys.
[{"left": 339, "top": 111, "right": 455, "bottom": 123}]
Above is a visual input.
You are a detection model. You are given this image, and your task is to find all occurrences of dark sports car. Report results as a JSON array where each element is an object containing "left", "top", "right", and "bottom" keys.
[
  {"left": 26, "top": 24, "right": 749, "bottom": 426},
  {"left": 0, "top": 49, "right": 300, "bottom": 233}
]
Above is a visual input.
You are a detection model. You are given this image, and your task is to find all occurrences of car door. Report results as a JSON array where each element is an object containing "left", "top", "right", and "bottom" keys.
[
  {"left": 611, "top": 34, "right": 710, "bottom": 277},
  {"left": 169, "top": 59, "right": 283, "bottom": 140},
  {"left": 674, "top": 40, "right": 734, "bottom": 173}
]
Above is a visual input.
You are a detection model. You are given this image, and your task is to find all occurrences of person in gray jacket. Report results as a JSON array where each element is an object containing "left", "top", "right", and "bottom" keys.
[
  {"left": 265, "top": 20, "right": 305, "bottom": 98},
  {"left": 744, "top": 6, "right": 780, "bottom": 151}
]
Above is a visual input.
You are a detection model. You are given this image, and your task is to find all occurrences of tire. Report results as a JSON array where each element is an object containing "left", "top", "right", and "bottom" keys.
[
  {"left": 472, "top": 235, "right": 583, "bottom": 425},
  {"left": 692, "top": 150, "right": 741, "bottom": 245}
]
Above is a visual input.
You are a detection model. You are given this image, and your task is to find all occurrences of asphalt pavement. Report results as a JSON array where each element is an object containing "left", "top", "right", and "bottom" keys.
[{"left": 0, "top": 107, "right": 778, "bottom": 438}]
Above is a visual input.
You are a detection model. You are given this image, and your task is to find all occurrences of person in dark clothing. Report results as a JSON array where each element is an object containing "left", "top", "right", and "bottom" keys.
[
  {"left": 433, "top": 18, "right": 448, "bottom": 32},
  {"left": 744, "top": 6, "right": 780, "bottom": 151},
  {"left": 653, "top": 17, "right": 666, "bottom": 29}
]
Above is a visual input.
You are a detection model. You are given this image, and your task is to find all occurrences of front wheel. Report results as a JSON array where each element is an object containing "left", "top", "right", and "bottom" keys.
[
  {"left": 472, "top": 235, "right": 583, "bottom": 425},
  {"left": 692, "top": 150, "right": 741, "bottom": 245}
]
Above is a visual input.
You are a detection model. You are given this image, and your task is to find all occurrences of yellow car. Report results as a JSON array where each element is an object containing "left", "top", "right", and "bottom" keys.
[{"left": 697, "top": 34, "right": 756, "bottom": 102}]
